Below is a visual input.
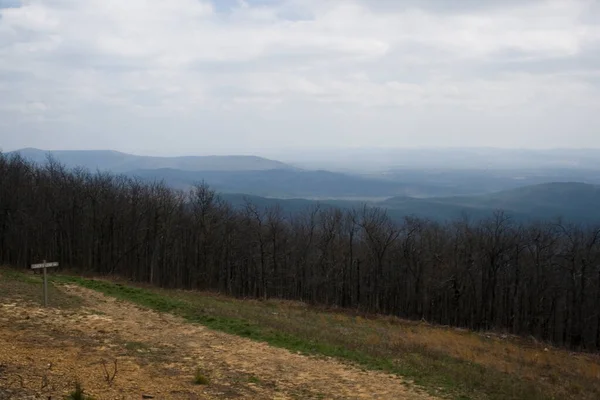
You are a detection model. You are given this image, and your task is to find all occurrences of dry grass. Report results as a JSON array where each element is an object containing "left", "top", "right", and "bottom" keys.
[
  {"left": 1, "top": 268, "right": 435, "bottom": 400},
  {"left": 33, "top": 270, "right": 600, "bottom": 400},
  {"left": 383, "top": 321, "right": 600, "bottom": 385},
  {"left": 161, "top": 289, "right": 600, "bottom": 400}
]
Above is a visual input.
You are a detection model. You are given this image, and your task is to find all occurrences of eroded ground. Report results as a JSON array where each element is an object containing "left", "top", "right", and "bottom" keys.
[{"left": 0, "top": 284, "right": 435, "bottom": 400}]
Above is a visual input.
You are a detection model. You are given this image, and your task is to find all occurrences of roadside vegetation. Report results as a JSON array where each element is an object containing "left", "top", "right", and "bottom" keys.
[
  {"left": 3, "top": 266, "right": 600, "bottom": 399},
  {"left": 38, "top": 271, "right": 600, "bottom": 400}
]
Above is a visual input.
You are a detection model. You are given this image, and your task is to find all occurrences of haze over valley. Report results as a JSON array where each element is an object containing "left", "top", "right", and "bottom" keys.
[{"left": 8, "top": 147, "right": 600, "bottom": 224}]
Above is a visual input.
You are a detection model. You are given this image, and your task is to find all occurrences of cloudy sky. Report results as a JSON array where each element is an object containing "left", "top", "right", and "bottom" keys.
[{"left": 1, "top": 0, "right": 599, "bottom": 156}]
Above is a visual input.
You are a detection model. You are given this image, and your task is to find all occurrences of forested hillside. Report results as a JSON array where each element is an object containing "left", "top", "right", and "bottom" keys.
[{"left": 2, "top": 152, "right": 600, "bottom": 351}]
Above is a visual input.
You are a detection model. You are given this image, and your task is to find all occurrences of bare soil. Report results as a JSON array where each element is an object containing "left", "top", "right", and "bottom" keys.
[{"left": 0, "top": 284, "right": 436, "bottom": 400}]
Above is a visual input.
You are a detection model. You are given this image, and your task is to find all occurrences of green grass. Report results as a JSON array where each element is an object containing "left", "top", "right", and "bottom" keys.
[{"left": 48, "top": 274, "right": 570, "bottom": 400}]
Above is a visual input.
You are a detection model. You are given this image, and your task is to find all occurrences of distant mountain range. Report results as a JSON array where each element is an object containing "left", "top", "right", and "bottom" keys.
[
  {"left": 126, "top": 168, "right": 447, "bottom": 198},
  {"left": 284, "top": 147, "right": 600, "bottom": 172},
  {"left": 6, "top": 148, "right": 467, "bottom": 198},
  {"left": 7, "top": 148, "right": 600, "bottom": 223},
  {"left": 9, "top": 148, "right": 292, "bottom": 172}
]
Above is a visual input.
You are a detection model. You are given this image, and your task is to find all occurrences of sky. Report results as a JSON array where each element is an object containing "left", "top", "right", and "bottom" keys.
[{"left": 1, "top": 0, "right": 599, "bottom": 156}]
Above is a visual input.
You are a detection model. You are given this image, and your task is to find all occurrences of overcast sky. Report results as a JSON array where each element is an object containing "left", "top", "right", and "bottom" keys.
[{"left": 1, "top": 0, "right": 599, "bottom": 156}]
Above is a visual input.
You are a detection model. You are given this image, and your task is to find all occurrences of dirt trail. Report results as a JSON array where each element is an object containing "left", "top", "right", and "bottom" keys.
[{"left": 0, "top": 285, "right": 436, "bottom": 400}]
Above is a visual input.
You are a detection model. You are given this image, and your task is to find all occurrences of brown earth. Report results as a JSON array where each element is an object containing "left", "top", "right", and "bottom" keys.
[{"left": 0, "top": 284, "right": 436, "bottom": 400}]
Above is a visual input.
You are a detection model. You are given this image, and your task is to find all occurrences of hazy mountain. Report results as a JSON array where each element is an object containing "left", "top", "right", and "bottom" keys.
[
  {"left": 8, "top": 148, "right": 293, "bottom": 172},
  {"left": 128, "top": 168, "right": 441, "bottom": 199},
  {"left": 128, "top": 166, "right": 600, "bottom": 200},
  {"left": 382, "top": 182, "right": 600, "bottom": 222},
  {"left": 8, "top": 149, "right": 600, "bottom": 211},
  {"left": 374, "top": 168, "right": 600, "bottom": 196},
  {"left": 282, "top": 147, "right": 600, "bottom": 172},
  {"left": 222, "top": 183, "right": 600, "bottom": 224},
  {"left": 220, "top": 193, "right": 360, "bottom": 214}
]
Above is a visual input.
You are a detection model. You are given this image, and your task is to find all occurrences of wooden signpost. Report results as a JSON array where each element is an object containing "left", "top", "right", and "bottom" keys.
[{"left": 31, "top": 260, "right": 59, "bottom": 307}]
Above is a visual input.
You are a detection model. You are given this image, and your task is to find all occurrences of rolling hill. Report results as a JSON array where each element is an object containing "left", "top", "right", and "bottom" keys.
[{"left": 222, "top": 183, "right": 600, "bottom": 224}]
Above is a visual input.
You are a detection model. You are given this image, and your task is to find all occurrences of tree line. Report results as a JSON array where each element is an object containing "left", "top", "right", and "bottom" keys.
[{"left": 1, "top": 152, "right": 600, "bottom": 351}]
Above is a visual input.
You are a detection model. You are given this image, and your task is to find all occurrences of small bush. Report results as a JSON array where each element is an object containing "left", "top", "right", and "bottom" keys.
[
  {"left": 193, "top": 367, "right": 210, "bottom": 385},
  {"left": 66, "top": 381, "right": 93, "bottom": 400}
]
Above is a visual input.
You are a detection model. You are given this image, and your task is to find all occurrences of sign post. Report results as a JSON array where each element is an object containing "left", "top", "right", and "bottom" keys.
[{"left": 31, "top": 260, "right": 59, "bottom": 307}]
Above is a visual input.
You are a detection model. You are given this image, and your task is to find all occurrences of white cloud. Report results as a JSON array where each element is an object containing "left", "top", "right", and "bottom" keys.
[{"left": 0, "top": 0, "right": 599, "bottom": 153}]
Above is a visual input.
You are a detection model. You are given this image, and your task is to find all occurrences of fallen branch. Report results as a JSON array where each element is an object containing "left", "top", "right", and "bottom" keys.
[{"left": 101, "top": 359, "right": 118, "bottom": 385}]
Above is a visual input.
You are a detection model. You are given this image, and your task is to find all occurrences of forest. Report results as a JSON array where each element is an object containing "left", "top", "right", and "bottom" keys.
[{"left": 1, "top": 152, "right": 600, "bottom": 351}]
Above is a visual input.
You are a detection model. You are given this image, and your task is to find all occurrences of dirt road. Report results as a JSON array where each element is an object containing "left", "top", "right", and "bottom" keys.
[{"left": 0, "top": 284, "right": 435, "bottom": 399}]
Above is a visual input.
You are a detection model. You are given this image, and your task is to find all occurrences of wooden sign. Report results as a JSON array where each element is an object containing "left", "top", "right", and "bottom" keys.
[
  {"left": 31, "top": 261, "right": 59, "bottom": 269},
  {"left": 30, "top": 260, "right": 59, "bottom": 307}
]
